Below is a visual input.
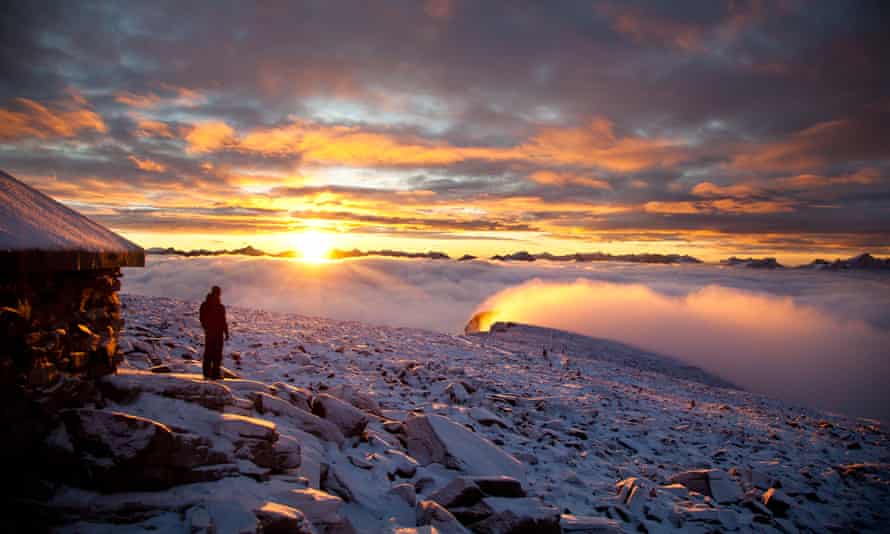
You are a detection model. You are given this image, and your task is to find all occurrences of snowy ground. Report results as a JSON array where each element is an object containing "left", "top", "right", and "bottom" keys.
[{"left": 50, "top": 294, "right": 890, "bottom": 533}]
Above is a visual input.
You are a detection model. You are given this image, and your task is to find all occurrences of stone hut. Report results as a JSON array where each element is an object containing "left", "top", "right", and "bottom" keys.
[{"left": 0, "top": 170, "right": 144, "bottom": 461}]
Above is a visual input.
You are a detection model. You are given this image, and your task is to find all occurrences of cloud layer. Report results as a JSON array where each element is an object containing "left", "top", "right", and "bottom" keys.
[{"left": 122, "top": 256, "right": 890, "bottom": 420}]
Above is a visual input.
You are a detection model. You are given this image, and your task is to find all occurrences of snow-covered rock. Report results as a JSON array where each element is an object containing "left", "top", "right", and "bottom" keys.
[
  {"left": 404, "top": 415, "right": 526, "bottom": 482},
  {"left": 100, "top": 369, "right": 233, "bottom": 410},
  {"left": 467, "top": 497, "right": 561, "bottom": 533},
  {"left": 416, "top": 500, "right": 470, "bottom": 534},
  {"left": 254, "top": 502, "right": 315, "bottom": 534},
  {"left": 311, "top": 393, "right": 369, "bottom": 437},
  {"left": 668, "top": 469, "right": 742, "bottom": 503}
]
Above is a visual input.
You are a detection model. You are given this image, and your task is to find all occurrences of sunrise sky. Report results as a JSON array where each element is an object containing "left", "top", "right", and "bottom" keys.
[{"left": 2, "top": 1, "right": 888, "bottom": 263}]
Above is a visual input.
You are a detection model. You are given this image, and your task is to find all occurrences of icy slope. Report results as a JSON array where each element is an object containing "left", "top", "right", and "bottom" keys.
[{"left": 48, "top": 294, "right": 890, "bottom": 533}]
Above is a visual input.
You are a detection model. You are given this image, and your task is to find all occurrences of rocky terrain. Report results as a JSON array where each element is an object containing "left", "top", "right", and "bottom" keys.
[{"left": 33, "top": 294, "right": 890, "bottom": 533}]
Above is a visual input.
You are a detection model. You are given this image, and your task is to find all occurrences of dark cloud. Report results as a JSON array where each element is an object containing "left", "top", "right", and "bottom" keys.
[{"left": 1, "top": 0, "right": 888, "bottom": 255}]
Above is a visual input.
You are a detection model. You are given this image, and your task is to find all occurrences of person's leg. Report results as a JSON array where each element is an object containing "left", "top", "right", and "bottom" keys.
[
  {"left": 212, "top": 339, "right": 223, "bottom": 379},
  {"left": 202, "top": 332, "right": 211, "bottom": 378}
]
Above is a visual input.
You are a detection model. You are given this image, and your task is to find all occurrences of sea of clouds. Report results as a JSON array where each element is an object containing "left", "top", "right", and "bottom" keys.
[{"left": 123, "top": 256, "right": 890, "bottom": 421}]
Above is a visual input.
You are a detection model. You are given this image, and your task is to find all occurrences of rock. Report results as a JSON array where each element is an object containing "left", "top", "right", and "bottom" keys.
[
  {"left": 444, "top": 382, "right": 469, "bottom": 404},
  {"left": 385, "top": 449, "right": 420, "bottom": 478},
  {"left": 59, "top": 409, "right": 227, "bottom": 490},
  {"left": 404, "top": 415, "right": 526, "bottom": 482},
  {"left": 762, "top": 488, "right": 793, "bottom": 517},
  {"left": 149, "top": 364, "right": 172, "bottom": 373},
  {"left": 275, "top": 488, "right": 345, "bottom": 530},
  {"left": 220, "top": 366, "right": 240, "bottom": 379},
  {"left": 185, "top": 505, "right": 215, "bottom": 534},
  {"left": 254, "top": 392, "right": 345, "bottom": 446},
  {"left": 468, "top": 497, "right": 561, "bottom": 533},
  {"left": 429, "top": 478, "right": 484, "bottom": 509},
  {"left": 390, "top": 483, "right": 417, "bottom": 506},
  {"left": 469, "top": 407, "right": 509, "bottom": 428},
  {"left": 668, "top": 469, "right": 742, "bottom": 503},
  {"left": 274, "top": 435, "right": 303, "bottom": 470},
  {"left": 472, "top": 476, "right": 525, "bottom": 498},
  {"left": 221, "top": 413, "right": 278, "bottom": 441},
  {"left": 417, "top": 500, "right": 471, "bottom": 534},
  {"left": 272, "top": 382, "right": 314, "bottom": 411},
  {"left": 100, "top": 370, "right": 233, "bottom": 410},
  {"left": 311, "top": 393, "right": 369, "bottom": 437},
  {"left": 324, "top": 461, "right": 415, "bottom": 524},
  {"left": 560, "top": 514, "right": 622, "bottom": 533},
  {"left": 328, "top": 383, "right": 382, "bottom": 415},
  {"left": 254, "top": 502, "right": 314, "bottom": 534},
  {"left": 615, "top": 477, "right": 653, "bottom": 515}
]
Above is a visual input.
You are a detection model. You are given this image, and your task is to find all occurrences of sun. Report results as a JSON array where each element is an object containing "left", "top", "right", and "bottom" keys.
[{"left": 292, "top": 230, "right": 333, "bottom": 262}]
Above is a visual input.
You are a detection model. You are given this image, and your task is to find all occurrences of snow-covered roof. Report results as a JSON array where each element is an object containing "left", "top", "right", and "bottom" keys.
[{"left": 0, "top": 170, "right": 144, "bottom": 271}]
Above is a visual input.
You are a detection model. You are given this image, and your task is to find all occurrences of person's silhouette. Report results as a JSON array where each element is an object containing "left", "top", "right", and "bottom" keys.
[{"left": 199, "top": 286, "right": 229, "bottom": 379}]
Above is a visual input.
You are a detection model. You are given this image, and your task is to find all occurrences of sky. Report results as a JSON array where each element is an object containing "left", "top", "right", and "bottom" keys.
[{"left": 2, "top": 0, "right": 889, "bottom": 263}]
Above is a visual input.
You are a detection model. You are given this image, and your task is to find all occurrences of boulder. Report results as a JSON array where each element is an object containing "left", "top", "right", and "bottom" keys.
[
  {"left": 254, "top": 502, "right": 314, "bottom": 534},
  {"left": 762, "top": 488, "right": 793, "bottom": 517},
  {"left": 390, "top": 482, "right": 417, "bottom": 507},
  {"left": 467, "top": 497, "right": 561, "bottom": 533},
  {"left": 328, "top": 383, "right": 382, "bottom": 415},
  {"left": 469, "top": 407, "right": 509, "bottom": 428},
  {"left": 443, "top": 382, "right": 469, "bottom": 404},
  {"left": 58, "top": 409, "right": 228, "bottom": 490},
  {"left": 668, "top": 469, "right": 742, "bottom": 503},
  {"left": 274, "top": 435, "right": 303, "bottom": 470},
  {"left": 220, "top": 413, "right": 278, "bottom": 441},
  {"left": 385, "top": 449, "right": 420, "bottom": 478},
  {"left": 560, "top": 514, "right": 622, "bottom": 533},
  {"left": 472, "top": 477, "right": 525, "bottom": 498},
  {"left": 311, "top": 393, "right": 369, "bottom": 437},
  {"left": 254, "top": 392, "right": 345, "bottom": 446},
  {"left": 417, "top": 500, "right": 471, "bottom": 534},
  {"left": 429, "top": 478, "right": 484, "bottom": 509},
  {"left": 272, "top": 382, "right": 314, "bottom": 411},
  {"left": 100, "top": 370, "right": 233, "bottom": 410},
  {"left": 275, "top": 488, "right": 345, "bottom": 529},
  {"left": 404, "top": 415, "right": 525, "bottom": 482}
]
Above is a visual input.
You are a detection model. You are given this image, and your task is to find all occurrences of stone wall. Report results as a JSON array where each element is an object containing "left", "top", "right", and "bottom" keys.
[{"left": 0, "top": 267, "right": 124, "bottom": 461}]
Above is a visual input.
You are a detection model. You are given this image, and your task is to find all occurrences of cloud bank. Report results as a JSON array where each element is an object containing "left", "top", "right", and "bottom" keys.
[{"left": 122, "top": 256, "right": 890, "bottom": 420}]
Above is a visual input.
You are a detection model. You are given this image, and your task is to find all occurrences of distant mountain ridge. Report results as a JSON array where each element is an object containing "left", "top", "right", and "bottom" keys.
[
  {"left": 146, "top": 246, "right": 890, "bottom": 270},
  {"left": 719, "top": 253, "right": 890, "bottom": 271}
]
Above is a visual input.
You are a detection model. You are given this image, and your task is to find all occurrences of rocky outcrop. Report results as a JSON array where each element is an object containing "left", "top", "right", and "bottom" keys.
[
  {"left": 50, "top": 409, "right": 229, "bottom": 490},
  {"left": 100, "top": 369, "right": 234, "bottom": 410}
]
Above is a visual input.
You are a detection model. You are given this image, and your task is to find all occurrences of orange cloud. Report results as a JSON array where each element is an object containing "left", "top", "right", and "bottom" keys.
[
  {"left": 530, "top": 171, "right": 612, "bottom": 190},
  {"left": 134, "top": 118, "right": 175, "bottom": 138},
  {"left": 0, "top": 97, "right": 107, "bottom": 140},
  {"left": 776, "top": 168, "right": 881, "bottom": 189},
  {"left": 186, "top": 121, "right": 236, "bottom": 153},
  {"left": 116, "top": 86, "right": 205, "bottom": 109},
  {"left": 115, "top": 91, "right": 163, "bottom": 108},
  {"left": 645, "top": 198, "right": 794, "bottom": 215},
  {"left": 128, "top": 155, "right": 167, "bottom": 173},
  {"left": 184, "top": 117, "right": 688, "bottom": 172},
  {"left": 729, "top": 119, "right": 857, "bottom": 173},
  {"left": 519, "top": 118, "right": 688, "bottom": 172},
  {"left": 691, "top": 181, "right": 759, "bottom": 198},
  {"left": 644, "top": 201, "right": 701, "bottom": 214}
]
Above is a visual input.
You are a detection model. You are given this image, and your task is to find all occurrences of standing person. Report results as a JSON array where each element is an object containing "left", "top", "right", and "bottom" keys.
[{"left": 199, "top": 286, "right": 229, "bottom": 379}]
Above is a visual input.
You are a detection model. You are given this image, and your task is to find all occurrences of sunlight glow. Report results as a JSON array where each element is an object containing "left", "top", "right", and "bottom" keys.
[{"left": 292, "top": 230, "right": 334, "bottom": 262}]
